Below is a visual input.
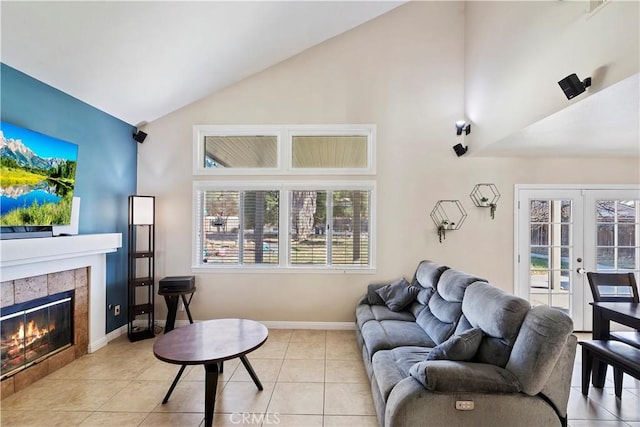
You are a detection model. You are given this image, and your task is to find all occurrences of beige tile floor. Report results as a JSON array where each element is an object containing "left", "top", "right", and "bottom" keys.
[{"left": 1, "top": 329, "right": 639, "bottom": 427}]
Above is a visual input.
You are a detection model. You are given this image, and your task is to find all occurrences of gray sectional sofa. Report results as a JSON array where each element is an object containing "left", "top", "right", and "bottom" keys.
[{"left": 355, "top": 260, "right": 577, "bottom": 427}]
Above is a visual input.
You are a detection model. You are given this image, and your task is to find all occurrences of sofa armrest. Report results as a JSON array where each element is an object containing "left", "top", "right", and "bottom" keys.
[
  {"left": 409, "top": 360, "right": 521, "bottom": 393},
  {"left": 385, "top": 377, "right": 561, "bottom": 427}
]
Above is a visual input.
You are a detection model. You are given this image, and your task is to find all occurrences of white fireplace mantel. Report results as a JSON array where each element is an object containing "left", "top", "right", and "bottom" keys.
[{"left": 0, "top": 233, "right": 122, "bottom": 352}]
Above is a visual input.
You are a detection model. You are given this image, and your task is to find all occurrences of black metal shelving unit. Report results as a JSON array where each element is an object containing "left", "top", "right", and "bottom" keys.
[{"left": 127, "top": 195, "right": 155, "bottom": 342}]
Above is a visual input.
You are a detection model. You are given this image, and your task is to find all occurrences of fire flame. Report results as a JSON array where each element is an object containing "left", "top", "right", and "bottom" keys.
[{"left": 8, "top": 320, "right": 53, "bottom": 356}]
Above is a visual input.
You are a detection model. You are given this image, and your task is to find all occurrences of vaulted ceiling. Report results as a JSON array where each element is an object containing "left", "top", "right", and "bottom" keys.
[
  {"left": 1, "top": 1, "right": 405, "bottom": 126},
  {"left": 2, "top": 2, "right": 638, "bottom": 158}
]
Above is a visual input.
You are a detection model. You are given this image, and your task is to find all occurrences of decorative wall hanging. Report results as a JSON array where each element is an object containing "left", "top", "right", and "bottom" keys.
[
  {"left": 470, "top": 184, "right": 500, "bottom": 220},
  {"left": 430, "top": 200, "right": 467, "bottom": 243}
]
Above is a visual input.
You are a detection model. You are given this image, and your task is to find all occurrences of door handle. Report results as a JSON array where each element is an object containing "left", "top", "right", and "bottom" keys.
[{"left": 577, "top": 267, "right": 585, "bottom": 275}]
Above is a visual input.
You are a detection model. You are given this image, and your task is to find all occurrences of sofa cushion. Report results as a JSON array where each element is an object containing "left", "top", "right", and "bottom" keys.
[
  {"left": 453, "top": 314, "right": 473, "bottom": 334},
  {"left": 355, "top": 304, "right": 376, "bottom": 329},
  {"left": 426, "top": 327, "right": 483, "bottom": 361},
  {"left": 415, "top": 269, "right": 483, "bottom": 345},
  {"left": 376, "top": 278, "right": 421, "bottom": 312},
  {"left": 462, "top": 282, "right": 530, "bottom": 367},
  {"left": 415, "top": 293, "right": 461, "bottom": 344},
  {"left": 356, "top": 303, "right": 417, "bottom": 330},
  {"left": 372, "top": 347, "right": 432, "bottom": 401},
  {"left": 412, "top": 260, "right": 449, "bottom": 297},
  {"left": 361, "top": 320, "right": 436, "bottom": 355},
  {"left": 409, "top": 360, "right": 522, "bottom": 393},
  {"left": 405, "top": 300, "right": 429, "bottom": 318},
  {"left": 371, "top": 305, "right": 416, "bottom": 322},
  {"left": 437, "top": 269, "right": 483, "bottom": 301},
  {"left": 506, "top": 305, "right": 574, "bottom": 395}
]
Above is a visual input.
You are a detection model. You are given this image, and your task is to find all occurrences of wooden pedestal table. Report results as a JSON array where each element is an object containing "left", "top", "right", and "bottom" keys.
[{"left": 153, "top": 318, "right": 268, "bottom": 427}]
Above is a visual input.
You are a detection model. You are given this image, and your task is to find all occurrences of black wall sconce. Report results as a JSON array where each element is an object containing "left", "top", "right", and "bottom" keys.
[
  {"left": 455, "top": 120, "right": 471, "bottom": 136},
  {"left": 453, "top": 120, "right": 470, "bottom": 157},
  {"left": 558, "top": 73, "right": 592, "bottom": 100},
  {"left": 133, "top": 130, "right": 148, "bottom": 143}
]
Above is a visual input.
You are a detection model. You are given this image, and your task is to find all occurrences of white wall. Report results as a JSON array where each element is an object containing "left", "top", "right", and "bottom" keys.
[
  {"left": 465, "top": 0, "right": 639, "bottom": 152},
  {"left": 138, "top": 2, "right": 639, "bottom": 323}
]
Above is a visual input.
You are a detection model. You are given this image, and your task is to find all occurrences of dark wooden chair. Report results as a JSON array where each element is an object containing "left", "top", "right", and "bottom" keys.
[{"left": 587, "top": 272, "right": 640, "bottom": 348}]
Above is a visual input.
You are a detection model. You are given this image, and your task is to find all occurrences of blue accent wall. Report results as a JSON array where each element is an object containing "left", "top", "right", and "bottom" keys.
[{"left": 1, "top": 63, "right": 136, "bottom": 333}]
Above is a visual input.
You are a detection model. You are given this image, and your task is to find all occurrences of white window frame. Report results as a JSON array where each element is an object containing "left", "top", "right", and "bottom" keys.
[
  {"left": 286, "top": 125, "right": 376, "bottom": 175},
  {"left": 193, "top": 124, "right": 376, "bottom": 175},
  {"left": 192, "top": 180, "right": 376, "bottom": 273},
  {"left": 193, "top": 125, "right": 283, "bottom": 175}
]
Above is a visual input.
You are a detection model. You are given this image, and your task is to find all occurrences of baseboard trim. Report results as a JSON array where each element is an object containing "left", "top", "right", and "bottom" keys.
[
  {"left": 157, "top": 319, "right": 356, "bottom": 330},
  {"left": 260, "top": 321, "right": 355, "bottom": 330},
  {"left": 88, "top": 336, "right": 108, "bottom": 353},
  {"left": 106, "top": 325, "right": 128, "bottom": 343}
]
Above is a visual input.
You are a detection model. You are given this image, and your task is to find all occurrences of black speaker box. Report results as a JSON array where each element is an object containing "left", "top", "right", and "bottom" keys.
[
  {"left": 558, "top": 74, "right": 585, "bottom": 100},
  {"left": 159, "top": 276, "right": 195, "bottom": 293},
  {"left": 133, "top": 130, "right": 148, "bottom": 143},
  {"left": 453, "top": 143, "right": 468, "bottom": 157}
]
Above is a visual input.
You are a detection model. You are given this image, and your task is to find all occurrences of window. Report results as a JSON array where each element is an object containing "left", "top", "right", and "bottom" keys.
[
  {"left": 193, "top": 125, "right": 375, "bottom": 175},
  {"left": 289, "top": 190, "right": 370, "bottom": 267},
  {"left": 204, "top": 135, "right": 278, "bottom": 169},
  {"left": 193, "top": 182, "right": 375, "bottom": 270},
  {"left": 595, "top": 200, "right": 638, "bottom": 272},
  {"left": 291, "top": 134, "right": 369, "bottom": 171},
  {"left": 198, "top": 189, "right": 280, "bottom": 265},
  {"left": 193, "top": 124, "right": 376, "bottom": 271}
]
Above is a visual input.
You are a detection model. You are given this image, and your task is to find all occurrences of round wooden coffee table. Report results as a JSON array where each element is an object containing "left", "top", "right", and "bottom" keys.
[{"left": 153, "top": 318, "right": 268, "bottom": 427}]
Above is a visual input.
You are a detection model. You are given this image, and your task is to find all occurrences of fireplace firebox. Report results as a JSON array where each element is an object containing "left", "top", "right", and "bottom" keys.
[{"left": 1, "top": 291, "right": 73, "bottom": 380}]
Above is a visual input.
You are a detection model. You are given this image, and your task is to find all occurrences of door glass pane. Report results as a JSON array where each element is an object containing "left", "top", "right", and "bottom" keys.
[
  {"left": 597, "top": 224, "right": 614, "bottom": 246},
  {"left": 596, "top": 201, "right": 615, "bottom": 222},
  {"left": 618, "top": 200, "right": 636, "bottom": 222},
  {"left": 531, "top": 224, "right": 548, "bottom": 245},
  {"left": 551, "top": 291, "right": 570, "bottom": 312},
  {"left": 530, "top": 200, "right": 549, "bottom": 222},
  {"left": 531, "top": 247, "right": 549, "bottom": 269},
  {"left": 595, "top": 199, "right": 640, "bottom": 273},
  {"left": 561, "top": 224, "right": 570, "bottom": 244},
  {"left": 596, "top": 248, "right": 615, "bottom": 269},
  {"left": 561, "top": 200, "right": 571, "bottom": 222},
  {"left": 529, "top": 199, "right": 572, "bottom": 314},
  {"left": 530, "top": 269, "right": 550, "bottom": 306},
  {"left": 618, "top": 248, "right": 637, "bottom": 270},
  {"left": 618, "top": 224, "right": 636, "bottom": 246}
]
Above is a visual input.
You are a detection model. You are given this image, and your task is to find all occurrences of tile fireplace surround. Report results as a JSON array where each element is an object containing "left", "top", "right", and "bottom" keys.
[{"left": 0, "top": 234, "right": 121, "bottom": 398}]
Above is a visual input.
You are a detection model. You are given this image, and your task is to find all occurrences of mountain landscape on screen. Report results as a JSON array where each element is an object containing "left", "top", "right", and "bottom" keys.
[{"left": 0, "top": 122, "right": 78, "bottom": 226}]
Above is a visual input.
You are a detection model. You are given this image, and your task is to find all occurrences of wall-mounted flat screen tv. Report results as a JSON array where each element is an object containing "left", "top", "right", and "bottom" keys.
[{"left": 0, "top": 122, "right": 78, "bottom": 231}]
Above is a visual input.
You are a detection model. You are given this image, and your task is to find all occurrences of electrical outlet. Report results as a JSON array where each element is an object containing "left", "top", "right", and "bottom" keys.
[
  {"left": 114, "top": 305, "right": 121, "bottom": 316},
  {"left": 455, "top": 401, "right": 474, "bottom": 411}
]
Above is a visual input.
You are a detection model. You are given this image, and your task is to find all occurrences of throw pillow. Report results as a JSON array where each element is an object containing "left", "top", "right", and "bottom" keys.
[
  {"left": 367, "top": 283, "right": 388, "bottom": 305},
  {"left": 376, "top": 278, "right": 420, "bottom": 312},
  {"left": 426, "top": 327, "right": 483, "bottom": 361}
]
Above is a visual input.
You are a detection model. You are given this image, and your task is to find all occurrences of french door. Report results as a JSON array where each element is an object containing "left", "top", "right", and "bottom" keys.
[{"left": 516, "top": 186, "right": 640, "bottom": 331}]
